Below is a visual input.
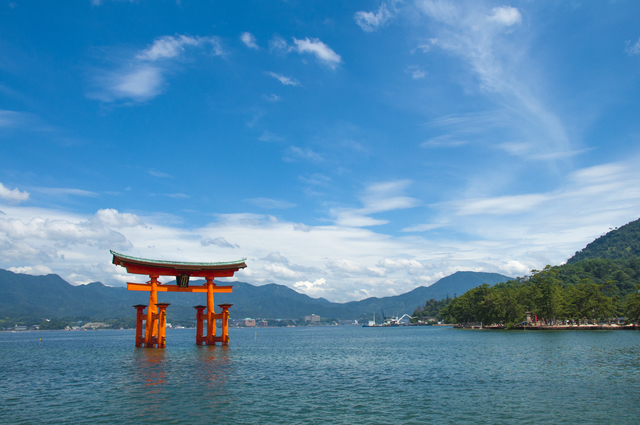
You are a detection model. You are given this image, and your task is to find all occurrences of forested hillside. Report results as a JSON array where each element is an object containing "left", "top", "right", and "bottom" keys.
[{"left": 568, "top": 218, "right": 640, "bottom": 264}]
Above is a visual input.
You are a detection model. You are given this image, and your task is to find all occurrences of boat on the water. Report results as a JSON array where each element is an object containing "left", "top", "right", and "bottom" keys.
[{"left": 363, "top": 310, "right": 412, "bottom": 327}]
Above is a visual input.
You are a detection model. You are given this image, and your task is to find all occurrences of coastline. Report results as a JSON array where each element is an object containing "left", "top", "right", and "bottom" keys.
[{"left": 454, "top": 324, "right": 639, "bottom": 330}]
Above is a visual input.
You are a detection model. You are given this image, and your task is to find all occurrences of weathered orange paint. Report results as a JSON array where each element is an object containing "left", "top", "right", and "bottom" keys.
[
  {"left": 219, "top": 304, "right": 232, "bottom": 346},
  {"left": 156, "top": 303, "right": 170, "bottom": 348}
]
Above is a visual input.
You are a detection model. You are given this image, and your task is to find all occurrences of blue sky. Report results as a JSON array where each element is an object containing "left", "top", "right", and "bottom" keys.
[{"left": 1, "top": 0, "right": 640, "bottom": 301}]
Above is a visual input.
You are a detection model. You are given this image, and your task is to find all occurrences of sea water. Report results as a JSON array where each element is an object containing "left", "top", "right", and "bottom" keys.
[{"left": 1, "top": 326, "right": 639, "bottom": 424}]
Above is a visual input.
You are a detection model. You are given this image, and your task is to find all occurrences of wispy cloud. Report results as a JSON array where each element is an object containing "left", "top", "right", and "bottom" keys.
[
  {"left": 417, "top": 1, "right": 574, "bottom": 160},
  {"left": 30, "top": 187, "right": 98, "bottom": 198},
  {"left": 89, "top": 34, "right": 223, "bottom": 103},
  {"left": 246, "top": 197, "right": 297, "bottom": 209},
  {"left": 201, "top": 237, "right": 239, "bottom": 249},
  {"left": 406, "top": 65, "right": 427, "bottom": 79},
  {"left": 283, "top": 146, "right": 323, "bottom": 163},
  {"left": 625, "top": 37, "right": 640, "bottom": 55},
  {"left": 266, "top": 71, "right": 301, "bottom": 86},
  {"left": 136, "top": 35, "right": 222, "bottom": 61},
  {"left": 166, "top": 193, "right": 189, "bottom": 199},
  {"left": 258, "top": 130, "right": 284, "bottom": 142},
  {"left": 292, "top": 38, "right": 342, "bottom": 68},
  {"left": 267, "top": 35, "right": 341, "bottom": 69},
  {"left": 488, "top": 6, "right": 521, "bottom": 26},
  {"left": 0, "top": 110, "right": 27, "bottom": 128},
  {"left": 330, "top": 180, "right": 420, "bottom": 227},
  {"left": 149, "top": 170, "right": 172, "bottom": 178},
  {"left": 0, "top": 183, "right": 29, "bottom": 203},
  {"left": 354, "top": 3, "right": 394, "bottom": 32},
  {"left": 241, "top": 32, "right": 259, "bottom": 49},
  {"left": 421, "top": 134, "right": 467, "bottom": 148},
  {"left": 401, "top": 223, "right": 446, "bottom": 232}
]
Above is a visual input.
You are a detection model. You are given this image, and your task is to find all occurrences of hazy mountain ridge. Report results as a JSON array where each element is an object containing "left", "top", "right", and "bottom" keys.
[{"left": 0, "top": 269, "right": 510, "bottom": 321}]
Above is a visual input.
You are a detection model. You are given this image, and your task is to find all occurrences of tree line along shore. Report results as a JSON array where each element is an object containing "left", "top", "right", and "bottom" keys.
[{"left": 412, "top": 258, "right": 640, "bottom": 329}]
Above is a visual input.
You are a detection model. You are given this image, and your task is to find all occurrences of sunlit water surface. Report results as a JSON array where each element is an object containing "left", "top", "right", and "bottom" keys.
[{"left": 1, "top": 327, "right": 639, "bottom": 424}]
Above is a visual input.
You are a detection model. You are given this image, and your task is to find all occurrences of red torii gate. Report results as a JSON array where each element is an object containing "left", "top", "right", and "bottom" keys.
[{"left": 111, "top": 250, "right": 247, "bottom": 348}]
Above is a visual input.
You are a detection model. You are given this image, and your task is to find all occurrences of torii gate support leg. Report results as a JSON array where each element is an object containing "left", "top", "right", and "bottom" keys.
[
  {"left": 145, "top": 275, "right": 159, "bottom": 347},
  {"left": 194, "top": 305, "right": 206, "bottom": 345},
  {"left": 206, "top": 278, "right": 217, "bottom": 345},
  {"left": 218, "top": 303, "right": 232, "bottom": 346},
  {"left": 133, "top": 304, "right": 146, "bottom": 347},
  {"left": 156, "top": 303, "right": 170, "bottom": 348}
]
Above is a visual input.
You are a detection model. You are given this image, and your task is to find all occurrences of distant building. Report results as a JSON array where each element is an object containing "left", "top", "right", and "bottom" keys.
[
  {"left": 258, "top": 320, "right": 268, "bottom": 327},
  {"left": 13, "top": 325, "right": 27, "bottom": 331},
  {"left": 304, "top": 314, "right": 320, "bottom": 323},
  {"left": 81, "top": 322, "right": 108, "bottom": 329},
  {"left": 244, "top": 319, "right": 256, "bottom": 327}
]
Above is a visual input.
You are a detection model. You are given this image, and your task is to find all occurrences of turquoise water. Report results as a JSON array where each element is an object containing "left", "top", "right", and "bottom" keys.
[{"left": 1, "top": 327, "right": 639, "bottom": 424}]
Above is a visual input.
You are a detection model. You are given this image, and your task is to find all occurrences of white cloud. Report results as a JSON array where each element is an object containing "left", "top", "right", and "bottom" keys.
[
  {"left": 90, "top": 34, "right": 222, "bottom": 103},
  {"left": 406, "top": 65, "right": 427, "bottom": 79},
  {"left": 401, "top": 223, "right": 446, "bottom": 232},
  {"left": 376, "top": 258, "right": 423, "bottom": 270},
  {"left": 95, "top": 65, "right": 164, "bottom": 102},
  {"left": 241, "top": 32, "right": 259, "bottom": 49},
  {"left": 417, "top": 2, "right": 574, "bottom": 161},
  {"left": 326, "top": 259, "right": 386, "bottom": 277},
  {"left": 8, "top": 265, "right": 53, "bottom": 275},
  {"left": 264, "top": 263, "right": 302, "bottom": 280},
  {"left": 262, "top": 252, "right": 289, "bottom": 263},
  {"left": 625, "top": 38, "right": 640, "bottom": 55},
  {"left": 136, "top": 35, "right": 222, "bottom": 61},
  {"left": 0, "top": 215, "right": 131, "bottom": 251},
  {"left": 488, "top": 6, "right": 522, "bottom": 26},
  {"left": 292, "top": 38, "right": 342, "bottom": 69},
  {"left": 1, "top": 158, "right": 639, "bottom": 299},
  {"left": 30, "top": 187, "right": 98, "bottom": 198},
  {"left": 0, "top": 183, "right": 29, "bottom": 203},
  {"left": 201, "top": 237, "right": 239, "bottom": 249},
  {"left": 266, "top": 71, "right": 301, "bottom": 86},
  {"left": 294, "top": 223, "right": 311, "bottom": 232},
  {"left": 94, "top": 209, "right": 143, "bottom": 227},
  {"left": 294, "top": 278, "right": 330, "bottom": 296},
  {"left": 269, "top": 35, "right": 289, "bottom": 52},
  {"left": 452, "top": 193, "right": 549, "bottom": 216},
  {"left": 331, "top": 180, "right": 419, "bottom": 227},
  {"left": 354, "top": 4, "right": 393, "bottom": 32}
]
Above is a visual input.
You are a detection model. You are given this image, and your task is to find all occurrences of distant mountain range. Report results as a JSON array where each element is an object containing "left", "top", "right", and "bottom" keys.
[{"left": 0, "top": 269, "right": 510, "bottom": 321}]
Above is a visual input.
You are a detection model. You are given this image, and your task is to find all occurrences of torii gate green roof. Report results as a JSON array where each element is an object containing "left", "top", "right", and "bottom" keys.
[{"left": 110, "top": 250, "right": 247, "bottom": 271}]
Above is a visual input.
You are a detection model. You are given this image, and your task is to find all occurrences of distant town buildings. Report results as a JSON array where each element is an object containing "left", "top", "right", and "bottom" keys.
[
  {"left": 244, "top": 319, "right": 256, "bottom": 327},
  {"left": 304, "top": 314, "right": 320, "bottom": 323}
]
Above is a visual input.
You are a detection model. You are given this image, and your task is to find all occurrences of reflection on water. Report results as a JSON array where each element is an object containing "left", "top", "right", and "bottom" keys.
[
  {"left": 135, "top": 348, "right": 167, "bottom": 387},
  {"left": 195, "top": 345, "right": 231, "bottom": 385},
  {"left": 1, "top": 327, "right": 640, "bottom": 424}
]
